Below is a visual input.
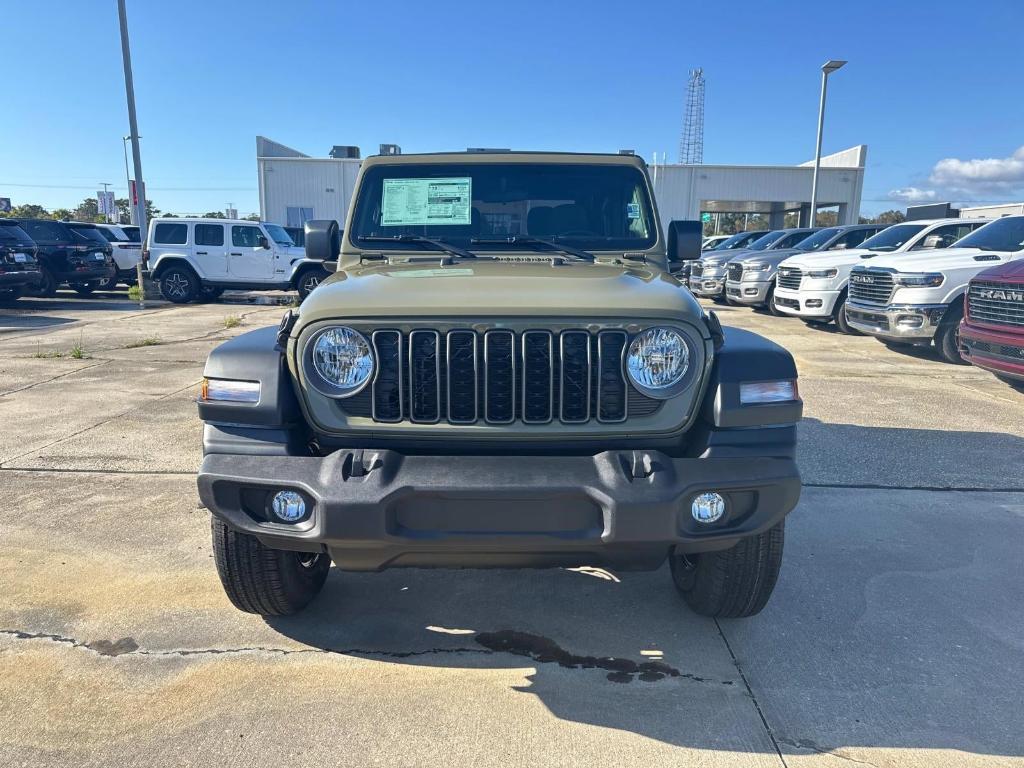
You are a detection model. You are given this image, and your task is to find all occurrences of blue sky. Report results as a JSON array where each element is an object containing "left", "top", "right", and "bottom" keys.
[{"left": 2, "top": 0, "right": 1022, "bottom": 216}]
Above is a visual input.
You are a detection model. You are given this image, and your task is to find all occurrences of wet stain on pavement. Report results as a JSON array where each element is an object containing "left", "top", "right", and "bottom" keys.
[
  {"left": 475, "top": 629, "right": 729, "bottom": 685},
  {"left": 88, "top": 637, "right": 139, "bottom": 656}
]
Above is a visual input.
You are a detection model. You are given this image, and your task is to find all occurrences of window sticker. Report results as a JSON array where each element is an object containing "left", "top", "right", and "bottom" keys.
[
  {"left": 381, "top": 178, "right": 472, "bottom": 226},
  {"left": 626, "top": 203, "right": 641, "bottom": 219}
]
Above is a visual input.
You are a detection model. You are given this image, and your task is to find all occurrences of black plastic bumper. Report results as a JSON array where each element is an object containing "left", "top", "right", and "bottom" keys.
[
  {"left": 198, "top": 449, "right": 801, "bottom": 571},
  {"left": 0, "top": 270, "right": 41, "bottom": 289}
]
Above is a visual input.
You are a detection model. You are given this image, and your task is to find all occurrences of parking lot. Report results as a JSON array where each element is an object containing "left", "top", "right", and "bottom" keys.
[{"left": 1, "top": 290, "right": 1022, "bottom": 767}]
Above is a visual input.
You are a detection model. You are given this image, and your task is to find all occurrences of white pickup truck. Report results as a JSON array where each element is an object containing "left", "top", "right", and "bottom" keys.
[
  {"left": 774, "top": 218, "right": 987, "bottom": 333},
  {"left": 845, "top": 215, "right": 1024, "bottom": 362}
]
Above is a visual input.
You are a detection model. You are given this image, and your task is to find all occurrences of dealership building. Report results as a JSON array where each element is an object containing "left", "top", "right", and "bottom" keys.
[{"left": 256, "top": 136, "right": 867, "bottom": 230}]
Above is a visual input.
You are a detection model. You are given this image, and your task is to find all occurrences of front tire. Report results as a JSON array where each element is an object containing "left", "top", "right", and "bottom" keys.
[
  {"left": 211, "top": 518, "right": 330, "bottom": 616},
  {"left": 30, "top": 266, "right": 58, "bottom": 297},
  {"left": 766, "top": 286, "right": 785, "bottom": 317},
  {"left": 832, "top": 293, "right": 860, "bottom": 335},
  {"left": 159, "top": 266, "right": 200, "bottom": 303},
  {"left": 296, "top": 266, "right": 329, "bottom": 300},
  {"left": 935, "top": 304, "right": 968, "bottom": 365},
  {"left": 670, "top": 522, "right": 785, "bottom": 618}
]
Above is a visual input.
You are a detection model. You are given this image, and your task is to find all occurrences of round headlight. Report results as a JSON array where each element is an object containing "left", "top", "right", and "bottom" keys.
[
  {"left": 626, "top": 327, "right": 690, "bottom": 398},
  {"left": 310, "top": 326, "right": 374, "bottom": 397}
]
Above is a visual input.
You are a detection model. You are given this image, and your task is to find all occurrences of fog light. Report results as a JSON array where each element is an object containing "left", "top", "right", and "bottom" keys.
[
  {"left": 744, "top": 287, "right": 758, "bottom": 296},
  {"left": 896, "top": 315, "right": 923, "bottom": 329},
  {"left": 271, "top": 490, "right": 306, "bottom": 522},
  {"left": 806, "top": 299, "right": 822, "bottom": 308},
  {"left": 691, "top": 492, "right": 726, "bottom": 524}
]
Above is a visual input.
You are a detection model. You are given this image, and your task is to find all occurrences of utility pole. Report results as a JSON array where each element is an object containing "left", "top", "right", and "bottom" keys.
[{"left": 117, "top": 0, "right": 149, "bottom": 292}]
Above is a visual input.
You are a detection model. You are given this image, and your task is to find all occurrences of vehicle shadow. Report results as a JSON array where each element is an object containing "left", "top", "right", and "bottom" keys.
[{"left": 265, "top": 419, "right": 1024, "bottom": 760}]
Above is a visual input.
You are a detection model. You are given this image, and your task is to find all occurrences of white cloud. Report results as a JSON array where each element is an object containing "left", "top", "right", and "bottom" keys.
[
  {"left": 929, "top": 146, "right": 1024, "bottom": 193},
  {"left": 887, "top": 187, "right": 937, "bottom": 203}
]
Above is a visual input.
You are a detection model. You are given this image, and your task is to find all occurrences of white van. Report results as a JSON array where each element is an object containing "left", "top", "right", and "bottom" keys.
[{"left": 145, "top": 217, "right": 328, "bottom": 303}]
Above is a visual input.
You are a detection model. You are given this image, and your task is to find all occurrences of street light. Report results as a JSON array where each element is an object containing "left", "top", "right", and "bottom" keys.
[{"left": 809, "top": 59, "right": 846, "bottom": 227}]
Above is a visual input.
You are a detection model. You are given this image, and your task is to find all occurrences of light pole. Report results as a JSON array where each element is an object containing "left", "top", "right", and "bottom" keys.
[
  {"left": 117, "top": 0, "right": 149, "bottom": 294},
  {"left": 809, "top": 59, "right": 846, "bottom": 227}
]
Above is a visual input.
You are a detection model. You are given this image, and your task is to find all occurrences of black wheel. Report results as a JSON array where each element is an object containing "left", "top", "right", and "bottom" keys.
[
  {"left": 832, "top": 293, "right": 860, "bottom": 335},
  {"left": 159, "top": 266, "right": 200, "bottom": 303},
  {"left": 29, "top": 266, "right": 57, "bottom": 297},
  {"left": 211, "top": 518, "right": 330, "bottom": 616},
  {"left": 296, "top": 266, "right": 329, "bottom": 299},
  {"left": 935, "top": 304, "right": 968, "bottom": 365},
  {"left": 0, "top": 287, "right": 24, "bottom": 304},
  {"left": 670, "top": 522, "right": 785, "bottom": 618},
  {"left": 72, "top": 282, "right": 98, "bottom": 296},
  {"left": 766, "top": 286, "right": 785, "bottom": 317}
]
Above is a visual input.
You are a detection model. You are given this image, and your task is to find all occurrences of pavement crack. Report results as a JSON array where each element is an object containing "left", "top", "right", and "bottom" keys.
[
  {"left": 714, "top": 619, "right": 789, "bottom": 767},
  {"left": 776, "top": 737, "right": 878, "bottom": 767},
  {"left": 474, "top": 629, "right": 732, "bottom": 685},
  {"left": 0, "top": 359, "right": 111, "bottom": 398}
]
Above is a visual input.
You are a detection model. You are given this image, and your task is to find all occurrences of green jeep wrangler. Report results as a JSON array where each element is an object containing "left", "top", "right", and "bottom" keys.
[{"left": 197, "top": 152, "right": 802, "bottom": 619}]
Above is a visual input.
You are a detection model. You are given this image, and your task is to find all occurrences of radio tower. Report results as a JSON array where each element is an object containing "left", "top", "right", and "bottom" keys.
[{"left": 678, "top": 68, "right": 705, "bottom": 164}]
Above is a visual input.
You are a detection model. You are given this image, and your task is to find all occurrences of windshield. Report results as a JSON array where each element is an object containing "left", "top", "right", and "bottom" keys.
[
  {"left": 263, "top": 223, "right": 295, "bottom": 247},
  {"left": 67, "top": 225, "right": 109, "bottom": 245},
  {"left": 953, "top": 216, "right": 1024, "bottom": 252},
  {"left": 350, "top": 162, "right": 657, "bottom": 252},
  {"left": 715, "top": 231, "right": 762, "bottom": 250},
  {"left": 0, "top": 223, "right": 35, "bottom": 246},
  {"left": 793, "top": 227, "right": 841, "bottom": 252},
  {"left": 859, "top": 224, "right": 926, "bottom": 252},
  {"left": 746, "top": 231, "right": 788, "bottom": 251}
]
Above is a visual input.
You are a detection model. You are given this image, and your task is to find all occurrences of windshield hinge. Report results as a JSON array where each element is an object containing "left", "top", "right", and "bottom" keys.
[{"left": 622, "top": 252, "right": 647, "bottom": 262}]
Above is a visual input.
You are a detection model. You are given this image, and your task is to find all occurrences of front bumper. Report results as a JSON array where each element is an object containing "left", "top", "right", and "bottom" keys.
[
  {"left": 959, "top": 322, "right": 1024, "bottom": 381},
  {"left": 689, "top": 275, "right": 726, "bottom": 297},
  {"left": 772, "top": 286, "right": 841, "bottom": 318},
  {"left": 198, "top": 449, "right": 801, "bottom": 571},
  {"left": 726, "top": 279, "right": 771, "bottom": 305},
  {"left": 845, "top": 300, "right": 947, "bottom": 341},
  {"left": 58, "top": 263, "right": 116, "bottom": 283}
]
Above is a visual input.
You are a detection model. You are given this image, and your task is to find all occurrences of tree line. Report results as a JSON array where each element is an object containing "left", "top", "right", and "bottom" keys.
[
  {"left": 702, "top": 209, "right": 906, "bottom": 236},
  {"left": 0, "top": 198, "right": 259, "bottom": 224}
]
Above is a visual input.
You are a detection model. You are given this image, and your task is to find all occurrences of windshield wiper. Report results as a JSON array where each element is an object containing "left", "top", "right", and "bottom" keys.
[
  {"left": 360, "top": 234, "right": 477, "bottom": 259},
  {"left": 470, "top": 235, "right": 595, "bottom": 262}
]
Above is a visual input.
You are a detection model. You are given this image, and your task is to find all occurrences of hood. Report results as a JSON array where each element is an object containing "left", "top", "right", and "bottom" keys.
[
  {"left": 732, "top": 248, "right": 801, "bottom": 267},
  {"left": 780, "top": 247, "right": 877, "bottom": 270},
  {"left": 862, "top": 247, "right": 1015, "bottom": 273},
  {"left": 973, "top": 258, "right": 1024, "bottom": 282},
  {"left": 298, "top": 259, "right": 704, "bottom": 324},
  {"left": 702, "top": 248, "right": 754, "bottom": 265}
]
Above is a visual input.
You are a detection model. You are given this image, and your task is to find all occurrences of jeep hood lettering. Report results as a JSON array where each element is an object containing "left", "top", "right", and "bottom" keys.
[{"left": 298, "top": 260, "right": 704, "bottom": 323}]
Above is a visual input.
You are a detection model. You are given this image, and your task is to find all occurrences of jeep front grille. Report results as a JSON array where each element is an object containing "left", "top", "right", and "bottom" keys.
[
  {"left": 849, "top": 268, "right": 895, "bottom": 306},
  {"left": 348, "top": 328, "right": 652, "bottom": 425},
  {"left": 968, "top": 281, "right": 1024, "bottom": 328},
  {"left": 777, "top": 267, "right": 802, "bottom": 291},
  {"left": 727, "top": 263, "right": 744, "bottom": 282}
]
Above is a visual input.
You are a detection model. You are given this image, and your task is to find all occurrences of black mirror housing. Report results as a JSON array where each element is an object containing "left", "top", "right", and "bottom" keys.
[
  {"left": 304, "top": 219, "right": 341, "bottom": 262},
  {"left": 667, "top": 220, "right": 702, "bottom": 264},
  {"left": 258, "top": 236, "right": 270, "bottom": 249}
]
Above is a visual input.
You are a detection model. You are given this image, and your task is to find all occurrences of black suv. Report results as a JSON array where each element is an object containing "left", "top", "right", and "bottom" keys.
[
  {"left": 0, "top": 219, "right": 42, "bottom": 303},
  {"left": 14, "top": 219, "right": 115, "bottom": 297}
]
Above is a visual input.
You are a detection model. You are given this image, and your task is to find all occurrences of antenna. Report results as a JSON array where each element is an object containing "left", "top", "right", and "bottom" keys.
[{"left": 678, "top": 68, "right": 705, "bottom": 164}]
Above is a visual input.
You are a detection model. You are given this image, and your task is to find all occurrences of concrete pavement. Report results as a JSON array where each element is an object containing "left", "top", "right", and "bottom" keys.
[{"left": 1, "top": 290, "right": 1022, "bottom": 767}]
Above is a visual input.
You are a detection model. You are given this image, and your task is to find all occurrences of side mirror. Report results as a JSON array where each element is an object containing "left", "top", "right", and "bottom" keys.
[
  {"left": 922, "top": 234, "right": 947, "bottom": 249},
  {"left": 304, "top": 219, "right": 341, "bottom": 267},
  {"left": 667, "top": 220, "right": 702, "bottom": 264},
  {"left": 258, "top": 236, "right": 270, "bottom": 249}
]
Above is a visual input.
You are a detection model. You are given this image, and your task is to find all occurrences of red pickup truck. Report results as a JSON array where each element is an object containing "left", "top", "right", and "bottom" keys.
[{"left": 959, "top": 260, "right": 1024, "bottom": 387}]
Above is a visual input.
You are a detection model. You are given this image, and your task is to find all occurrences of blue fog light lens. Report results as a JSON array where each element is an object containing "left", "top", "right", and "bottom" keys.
[
  {"left": 691, "top": 492, "right": 726, "bottom": 524},
  {"left": 271, "top": 490, "right": 306, "bottom": 522}
]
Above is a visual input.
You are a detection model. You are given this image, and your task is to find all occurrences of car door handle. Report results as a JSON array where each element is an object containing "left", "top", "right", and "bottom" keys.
[
  {"left": 230, "top": 252, "right": 242, "bottom": 256},
  {"left": 196, "top": 250, "right": 208, "bottom": 255}
]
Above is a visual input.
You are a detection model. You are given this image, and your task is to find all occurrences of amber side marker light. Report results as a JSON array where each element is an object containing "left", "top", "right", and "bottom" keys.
[
  {"left": 200, "top": 378, "right": 260, "bottom": 403},
  {"left": 739, "top": 380, "right": 799, "bottom": 405}
]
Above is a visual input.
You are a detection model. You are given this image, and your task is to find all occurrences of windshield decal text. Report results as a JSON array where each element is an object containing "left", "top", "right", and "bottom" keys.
[{"left": 381, "top": 178, "right": 472, "bottom": 227}]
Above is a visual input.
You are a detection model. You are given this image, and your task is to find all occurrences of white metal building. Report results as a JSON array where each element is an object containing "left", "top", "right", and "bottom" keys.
[{"left": 256, "top": 136, "right": 867, "bottom": 230}]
